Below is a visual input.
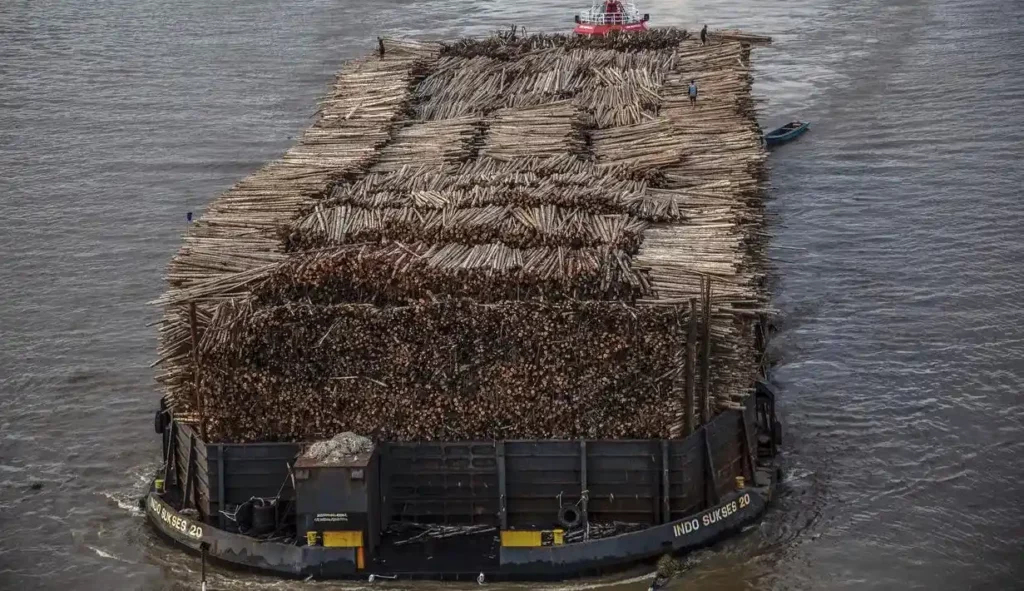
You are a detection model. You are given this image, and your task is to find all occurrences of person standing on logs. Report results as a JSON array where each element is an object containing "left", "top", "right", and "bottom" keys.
[
  {"left": 688, "top": 79, "right": 699, "bottom": 108},
  {"left": 701, "top": 24, "right": 709, "bottom": 45}
]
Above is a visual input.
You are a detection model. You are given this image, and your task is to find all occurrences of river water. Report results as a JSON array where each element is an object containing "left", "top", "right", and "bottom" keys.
[{"left": 2, "top": 0, "right": 1022, "bottom": 589}]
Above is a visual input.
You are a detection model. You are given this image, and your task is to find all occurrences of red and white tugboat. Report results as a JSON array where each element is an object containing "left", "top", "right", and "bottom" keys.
[{"left": 573, "top": 1, "right": 650, "bottom": 36}]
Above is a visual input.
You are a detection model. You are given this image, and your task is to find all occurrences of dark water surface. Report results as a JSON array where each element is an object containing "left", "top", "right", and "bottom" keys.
[{"left": 2, "top": 0, "right": 1022, "bottom": 589}]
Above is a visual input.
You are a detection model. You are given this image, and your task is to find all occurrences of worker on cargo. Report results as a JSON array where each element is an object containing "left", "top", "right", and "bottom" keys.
[
  {"left": 688, "top": 79, "right": 698, "bottom": 107},
  {"left": 701, "top": 24, "right": 709, "bottom": 45}
]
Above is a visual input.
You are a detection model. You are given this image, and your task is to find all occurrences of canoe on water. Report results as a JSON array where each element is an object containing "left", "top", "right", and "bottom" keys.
[{"left": 764, "top": 121, "right": 810, "bottom": 146}]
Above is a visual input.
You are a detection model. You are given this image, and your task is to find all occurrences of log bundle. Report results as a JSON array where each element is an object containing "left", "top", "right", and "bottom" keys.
[
  {"left": 196, "top": 300, "right": 697, "bottom": 442},
  {"left": 152, "top": 30, "right": 773, "bottom": 443}
]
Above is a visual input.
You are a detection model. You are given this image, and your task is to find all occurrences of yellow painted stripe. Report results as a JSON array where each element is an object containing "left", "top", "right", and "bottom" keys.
[
  {"left": 322, "top": 530, "right": 363, "bottom": 547},
  {"left": 501, "top": 530, "right": 542, "bottom": 547}
]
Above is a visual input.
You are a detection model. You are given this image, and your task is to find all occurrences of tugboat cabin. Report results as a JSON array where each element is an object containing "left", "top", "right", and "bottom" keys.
[{"left": 574, "top": 1, "right": 650, "bottom": 36}]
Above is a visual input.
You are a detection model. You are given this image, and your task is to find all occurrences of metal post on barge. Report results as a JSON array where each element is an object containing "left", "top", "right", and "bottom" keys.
[
  {"left": 200, "top": 541, "right": 208, "bottom": 591},
  {"left": 187, "top": 301, "right": 207, "bottom": 440},
  {"left": 700, "top": 277, "right": 713, "bottom": 426},
  {"left": 684, "top": 296, "right": 698, "bottom": 435}
]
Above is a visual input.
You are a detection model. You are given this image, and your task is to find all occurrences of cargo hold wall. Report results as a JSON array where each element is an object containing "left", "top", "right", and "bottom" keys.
[{"left": 164, "top": 396, "right": 755, "bottom": 531}]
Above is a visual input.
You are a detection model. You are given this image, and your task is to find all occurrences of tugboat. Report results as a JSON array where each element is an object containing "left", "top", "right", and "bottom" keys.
[{"left": 573, "top": 1, "right": 650, "bottom": 36}]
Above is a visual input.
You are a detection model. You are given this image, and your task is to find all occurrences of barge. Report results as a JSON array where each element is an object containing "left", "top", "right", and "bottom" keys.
[{"left": 144, "top": 28, "right": 779, "bottom": 582}]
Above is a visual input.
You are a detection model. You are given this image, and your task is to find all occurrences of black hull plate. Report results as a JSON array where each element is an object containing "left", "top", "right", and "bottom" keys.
[{"left": 144, "top": 480, "right": 773, "bottom": 582}]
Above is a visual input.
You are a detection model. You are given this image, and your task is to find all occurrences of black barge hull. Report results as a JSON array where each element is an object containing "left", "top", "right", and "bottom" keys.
[
  {"left": 145, "top": 483, "right": 772, "bottom": 580},
  {"left": 145, "top": 383, "right": 780, "bottom": 581}
]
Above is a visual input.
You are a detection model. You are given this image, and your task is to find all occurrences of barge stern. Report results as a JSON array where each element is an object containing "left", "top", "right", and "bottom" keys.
[{"left": 144, "top": 383, "right": 780, "bottom": 581}]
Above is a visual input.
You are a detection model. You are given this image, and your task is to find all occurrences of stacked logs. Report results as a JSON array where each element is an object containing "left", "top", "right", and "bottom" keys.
[
  {"left": 287, "top": 205, "right": 647, "bottom": 251},
  {"left": 320, "top": 161, "right": 677, "bottom": 220},
  {"left": 437, "top": 27, "right": 693, "bottom": 59},
  {"left": 196, "top": 300, "right": 700, "bottom": 443},
  {"left": 479, "top": 101, "right": 587, "bottom": 161},
  {"left": 152, "top": 39, "right": 441, "bottom": 405},
  {"left": 371, "top": 117, "right": 480, "bottom": 173},
  {"left": 153, "top": 30, "right": 774, "bottom": 444},
  {"left": 252, "top": 243, "right": 649, "bottom": 306},
  {"left": 415, "top": 47, "right": 672, "bottom": 127},
  {"left": 631, "top": 37, "right": 773, "bottom": 424}
]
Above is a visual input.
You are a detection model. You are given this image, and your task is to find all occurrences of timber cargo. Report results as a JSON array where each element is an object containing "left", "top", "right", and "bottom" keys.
[{"left": 143, "top": 26, "right": 781, "bottom": 583}]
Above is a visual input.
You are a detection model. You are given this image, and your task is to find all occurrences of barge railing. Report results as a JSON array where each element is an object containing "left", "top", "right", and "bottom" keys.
[{"left": 161, "top": 393, "right": 766, "bottom": 533}]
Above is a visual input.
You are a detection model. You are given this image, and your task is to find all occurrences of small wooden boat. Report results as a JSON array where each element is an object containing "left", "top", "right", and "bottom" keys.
[{"left": 764, "top": 121, "right": 809, "bottom": 147}]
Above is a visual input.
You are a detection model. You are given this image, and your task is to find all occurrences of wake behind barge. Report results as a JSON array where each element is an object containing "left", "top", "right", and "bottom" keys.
[{"left": 145, "top": 383, "right": 779, "bottom": 581}]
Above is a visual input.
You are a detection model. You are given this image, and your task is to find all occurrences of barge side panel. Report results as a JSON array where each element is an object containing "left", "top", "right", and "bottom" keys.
[{"left": 206, "top": 442, "right": 303, "bottom": 525}]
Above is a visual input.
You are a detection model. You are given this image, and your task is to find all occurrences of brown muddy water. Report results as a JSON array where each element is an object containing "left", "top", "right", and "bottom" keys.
[{"left": 1, "top": 0, "right": 1023, "bottom": 589}]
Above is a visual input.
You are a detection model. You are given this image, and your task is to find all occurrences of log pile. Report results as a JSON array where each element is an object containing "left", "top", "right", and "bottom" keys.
[
  {"left": 288, "top": 205, "right": 647, "bottom": 251},
  {"left": 196, "top": 300, "right": 696, "bottom": 442},
  {"left": 153, "top": 30, "right": 773, "bottom": 443},
  {"left": 252, "top": 243, "right": 649, "bottom": 306},
  {"left": 371, "top": 117, "right": 480, "bottom": 173},
  {"left": 152, "top": 39, "right": 441, "bottom": 406},
  {"left": 631, "top": 39, "right": 773, "bottom": 427},
  {"left": 318, "top": 160, "right": 677, "bottom": 220}
]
